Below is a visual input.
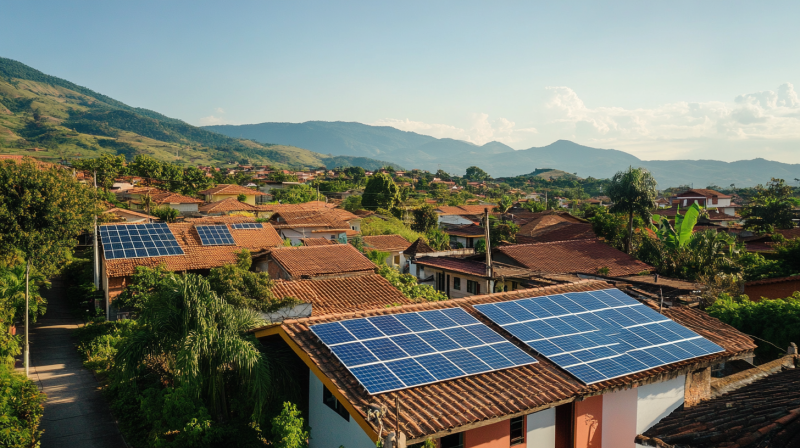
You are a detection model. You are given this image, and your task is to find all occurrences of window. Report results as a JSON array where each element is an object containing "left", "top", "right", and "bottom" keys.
[
  {"left": 394, "top": 255, "right": 400, "bottom": 265},
  {"left": 453, "top": 277, "right": 461, "bottom": 290},
  {"left": 510, "top": 416, "right": 525, "bottom": 445},
  {"left": 322, "top": 386, "right": 350, "bottom": 421},
  {"left": 467, "top": 280, "right": 480, "bottom": 294},
  {"left": 440, "top": 433, "right": 464, "bottom": 448}
]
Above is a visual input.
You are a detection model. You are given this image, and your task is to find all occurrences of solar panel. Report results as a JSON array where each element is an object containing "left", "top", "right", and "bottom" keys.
[
  {"left": 196, "top": 225, "right": 235, "bottom": 245},
  {"left": 98, "top": 223, "right": 185, "bottom": 260},
  {"left": 473, "top": 288, "right": 724, "bottom": 385},
  {"left": 231, "top": 222, "right": 263, "bottom": 230},
  {"left": 311, "top": 308, "right": 538, "bottom": 394}
]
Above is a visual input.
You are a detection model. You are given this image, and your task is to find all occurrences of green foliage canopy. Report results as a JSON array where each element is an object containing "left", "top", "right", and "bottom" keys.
[
  {"left": 607, "top": 167, "right": 658, "bottom": 253},
  {"left": 411, "top": 205, "right": 438, "bottom": 233},
  {"left": 362, "top": 173, "right": 399, "bottom": 211}
]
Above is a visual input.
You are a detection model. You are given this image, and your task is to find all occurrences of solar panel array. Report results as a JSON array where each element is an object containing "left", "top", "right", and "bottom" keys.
[
  {"left": 99, "top": 223, "right": 185, "bottom": 260},
  {"left": 311, "top": 308, "right": 538, "bottom": 394},
  {"left": 196, "top": 225, "right": 235, "bottom": 246},
  {"left": 231, "top": 223, "right": 263, "bottom": 230},
  {"left": 473, "top": 288, "right": 724, "bottom": 385}
]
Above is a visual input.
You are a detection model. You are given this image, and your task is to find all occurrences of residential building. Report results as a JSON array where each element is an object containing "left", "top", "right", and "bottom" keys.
[
  {"left": 434, "top": 205, "right": 493, "bottom": 225},
  {"left": 300, "top": 238, "right": 336, "bottom": 246},
  {"left": 362, "top": 235, "right": 413, "bottom": 268},
  {"left": 102, "top": 208, "right": 156, "bottom": 223},
  {"left": 441, "top": 223, "right": 485, "bottom": 249},
  {"left": 199, "top": 184, "right": 266, "bottom": 205},
  {"left": 671, "top": 189, "right": 736, "bottom": 216},
  {"left": 199, "top": 197, "right": 257, "bottom": 216},
  {"left": 414, "top": 256, "right": 545, "bottom": 298},
  {"left": 251, "top": 280, "right": 756, "bottom": 448},
  {"left": 269, "top": 210, "right": 359, "bottom": 245},
  {"left": 515, "top": 222, "right": 596, "bottom": 245},
  {"left": 265, "top": 244, "right": 376, "bottom": 280}
]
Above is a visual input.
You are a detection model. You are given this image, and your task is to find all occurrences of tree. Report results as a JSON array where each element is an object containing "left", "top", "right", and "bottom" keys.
[
  {"left": 362, "top": 173, "right": 399, "bottom": 211},
  {"left": 741, "top": 178, "right": 796, "bottom": 231},
  {"left": 0, "top": 263, "right": 49, "bottom": 325},
  {"left": 494, "top": 195, "right": 514, "bottom": 214},
  {"left": 273, "top": 184, "right": 317, "bottom": 204},
  {"left": 465, "top": 166, "right": 489, "bottom": 182},
  {"left": 341, "top": 195, "right": 363, "bottom": 212},
  {"left": 521, "top": 200, "right": 546, "bottom": 213},
  {"left": 128, "top": 155, "right": 164, "bottom": 185},
  {"left": 606, "top": 167, "right": 658, "bottom": 253},
  {"left": 115, "top": 273, "right": 277, "bottom": 420},
  {"left": 412, "top": 205, "right": 438, "bottom": 233},
  {"left": 140, "top": 191, "right": 154, "bottom": 217},
  {"left": 71, "top": 153, "right": 126, "bottom": 192},
  {"left": 237, "top": 193, "right": 247, "bottom": 202},
  {"left": 271, "top": 402, "right": 309, "bottom": 448},
  {"left": 435, "top": 170, "right": 451, "bottom": 181},
  {"left": 365, "top": 249, "right": 390, "bottom": 265},
  {"left": 425, "top": 228, "right": 451, "bottom": 251},
  {"left": 151, "top": 205, "right": 179, "bottom": 223},
  {"left": 0, "top": 159, "right": 98, "bottom": 277},
  {"left": 343, "top": 166, "right": 365, "bottom": 183},
  {"left": 376, "top": 265, "right": 447, "bottom": 302},
  {"left": 207, "top": 250, "right": 299, "bottom": 312}
]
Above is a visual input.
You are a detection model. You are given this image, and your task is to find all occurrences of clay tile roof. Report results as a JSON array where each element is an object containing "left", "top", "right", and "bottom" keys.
[
  {"left": 199, "top": 184, "right": 265, "bottom": 196},
  {"left": 272, "top": 280, "right": 755, "bottom": 441},
  {"left": 300, "top": 238, "right": 335, "bottom": 246},
  {"left": 102, "top": 208, "right": 157, "bottom": 220},
  {"left": 442, "top": 223, "right": 485, "bottom": 237},
  {"left": 496, "top": 238, "right": 653, "bottom": 276},
  {"left": 516, "top": 222, "right": 596, "bottom": 244},
  {"left": 151, "top": 192, "right": 204, "bottom": 204},
  {"left": 744, "top": 274, "right": 800, "bottom": 287},
  {"left": 362, "top": 235, "right": 413, "bottom": 252},
  {"left": 199, "top": 197, "right": 257, "bottom": 213},
  {"left": 103, "top": 221, "right": 283, "bottom": 277},
  {"left": 252, "top": 201, "right": 335, "bottom": 213},
  {"left": 271, "top": 274, "right": 411, "bottom": 315},
  {"left": 642, "top": 366, "right": 800, "bottom": 447},
  {"left": 269, "top": 210, "right": 351, "bottom": 229},
  {"left": 415, "top": 256, "right": 488, "bottom": 276},
  {"left": 434, "top": 205, "right": 491, "bottom": 215},
  {"left": 777, "top": 228, "right": 800, "bottom": 240},
  {"left": 675, "top": 188, "right": 732, "bottom": 199},
  {"left": 269, "top": 244, "right": 376, "bottom": 278},
  {"left": 517, "top": 214, "right": 571, "bottom": 235},
  {"left": 403, "top": 238, "right": 435, "bottom": 256}
]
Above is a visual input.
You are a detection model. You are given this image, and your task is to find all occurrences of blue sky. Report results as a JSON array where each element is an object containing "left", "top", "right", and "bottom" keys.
[{"left": 3, "top": 1, "right": 800, "bottom": 162}]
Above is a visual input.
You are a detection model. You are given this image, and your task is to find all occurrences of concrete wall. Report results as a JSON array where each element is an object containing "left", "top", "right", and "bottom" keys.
[
  {"left": 308, "top": 374, "right": 375, "bottom": 448},
  {"left": 210, "top": 193, "right": 257, "bottom": 205},
  {"left": 527, "top": 408, "right": 556, "bottom": 448},
  {"left": 601, "top": 388, "right": 638, "bottom": 448},
  {"left": 167, "top": 203, "right": 199, "bottom": 214},
  {"left": 465, "top": 419, "right": 509, "bottom": 448},
  {"left": 684, "top": 368, "right": 711, "bottom": 407},
  {"left": 574, "top": 395, "right": 602, "bottom": 448},
  {"left": 280, "top": 228, "right": 337, "bottom": 245},
  {"left": 635, "top": 375, "right": 685, "bottom": 434}
]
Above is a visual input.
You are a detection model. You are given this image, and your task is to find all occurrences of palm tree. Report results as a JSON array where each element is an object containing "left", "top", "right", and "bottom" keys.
[
  {"left": 686, "top": 229, "right": 742, "bottom": 279},
  {"left": 0, "top": 263, "right": 49, "bottom": 323},
  {"left": 494, "top": 195, "right": 514, "bottom": 215},
  {"left": 115, "top": 273, "right": 286, "bottom": 419},
  {"left": 607, "top": 167, "right": 658, "bottom": 253},
  {"left": 140, "top": 192, "right": 154, "bottom": 220}
]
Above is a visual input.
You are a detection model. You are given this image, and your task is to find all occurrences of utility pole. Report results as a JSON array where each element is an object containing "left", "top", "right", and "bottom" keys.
[
  {"left": 93, "top": 171, "right": 99, "bottom": 291},
  {"left": 24, "top": 260, "right": 29, "bottom": 377},
  {"left": 484, "top": 208, "right": 492, "bottom": 294}
]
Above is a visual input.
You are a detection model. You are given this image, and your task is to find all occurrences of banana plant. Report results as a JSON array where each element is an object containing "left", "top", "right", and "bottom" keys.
[{"left": 651, "top": 203, "right": 702, "bottom": 249}]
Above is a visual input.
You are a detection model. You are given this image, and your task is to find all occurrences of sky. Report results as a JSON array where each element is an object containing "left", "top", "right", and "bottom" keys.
[{"left": 3, "top": 1, "right": 800, "bottom": 162}]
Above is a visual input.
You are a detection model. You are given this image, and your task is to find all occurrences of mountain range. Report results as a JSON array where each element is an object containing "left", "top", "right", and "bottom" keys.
[
  {"left": 206, "top": 121, "right": 800, "bottom": 187},
  {"left": 0, "top": 57, "right": 397, "bottom": 170}
]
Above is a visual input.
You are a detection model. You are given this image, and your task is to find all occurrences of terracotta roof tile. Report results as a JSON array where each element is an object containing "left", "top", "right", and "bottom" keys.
[
  {"left": 150, "top": 192, "right": 204, "bottom": 204},
  {"left": 496, "top": 238, "right": 653, "bottom": 276},
  {"left": 434, "top": 205, "right": 493, "bottom": 216},
  {"left": 253, "top": 201, "right": 335, "bottom": 213},
  {"left": 271, "top": 274, "right": 411, "bottom": 315},
  {"left": 442, "top": 223, "right": 486, "bottom": 237},
  {"left": 745, "top": 275, "right": 800, "bottom": 287},
  {"left": 674, "top": 188, "right": 732, "bottom": 199},
  {"left": 103, "top": 220, "right": 283, "bottom": 277},
  {"left": 516, "top": 222, "right": 596, "bottom": 244},
  {"left": 199, "top": 197, "right": 257, "bottom": 213},
  {"left": 269, "top": 210, "right": 351, "bottom": 229},
  {"left": 300, "top": 238, "right": 335, "bottom": 246},
  {"left": 269, "top": 244, "right": 376, "bottom": 278},
  {"left": 273, "top": 280, "right": 754, "bottom": 441},
  {"left": 403, "top": 238, "right": 435, "bottom": 256},
  {"left": 199, "top": 184, "right": 265, "bottom": 196},
  {"left": 363, "top": 235, "right": 413, "bottom": 252}
]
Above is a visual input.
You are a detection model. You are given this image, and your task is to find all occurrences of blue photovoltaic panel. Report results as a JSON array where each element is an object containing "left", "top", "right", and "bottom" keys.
[
  {"left": 99, "top": 223, "right": 185, "bottom": 260},
  {"left": 231, "top": 222, "right": 264, "bottom": 230},
  {"left": 310, "top": 307, "right": 538, "bottom": 394},
  {"left": 473, "top": 288, "right": 724, "bottom": 385},
  {"left": 196, "top": 225, "right": 235, "bottom": 246}
]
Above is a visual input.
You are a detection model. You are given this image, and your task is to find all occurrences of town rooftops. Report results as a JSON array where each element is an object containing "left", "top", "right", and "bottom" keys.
[
  {"left": 516, "top": 221, "right": 595, "bottom": 244},
  {"left": 403, "top": 238, "right": 436, "bottom": 257},
  {"left": 494, "top": 238, "right": 653, "bottom": 276},
  {"left": 102, "top": 220, "right": 283, "bottom": 277},
  {"left": 300, "top": 238, "right": 336, "bottom": 246},
  {"left": 150, "top": 191, "right": 204, "bottom": 204},
  {"left": 362, "top": 235, "right": 413, "bottom": 252},
  {"left": 255, "top": 280, "right": 755, "bottom": 443},
  {"left": 269, "top": 244, "right": 376, "bottom": 278},
  {"left": 673, "top": 188, "right": 732, "bottom": 199},
  {"left": 441, "top": 223, "right": 486, "bottom": 237},
  {"left": 199, "top": 197, "right": 257, "bottom": 213},
  {"left": 199, "top": 184, "right": 266, "bottom": 196},
  {"left": 269, "top": 210, "right": 351, "bottom": 229},
  {"left": 434, "top": 205, "right": 492, "bottom": 215},
  {"left": 102, "top": 208, "right": 157, "bottom": 221},
  {"left": 270, "top": 274, "right": 411, "bottom": 315},
  {"left": 252, "top": 201, "right": 335, "bottom": 213}
]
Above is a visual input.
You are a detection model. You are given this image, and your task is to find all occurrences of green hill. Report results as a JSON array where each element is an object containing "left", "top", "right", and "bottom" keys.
[{"left": 0, "top": 57, "right": 397, "bottom": 170}]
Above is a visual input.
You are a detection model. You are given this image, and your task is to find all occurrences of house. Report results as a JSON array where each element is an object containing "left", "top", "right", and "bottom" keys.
[
  {"left": 514, "top": 211, "right": 588, "bottom": 237},
  {"left": 199, "top": 197, "right": 257, "bottom": 216},
  {"left": 300, "top": 238, "right": 336, "bottom": 246},
  {"left": 266, "top": 244, "right": 377, "bottom": 280},
  {"left": 149, "top": 192, "right": 204, "bottom": 215},
  {"left": 362, "top": 235, "right": 413, "bottom": 268},
  {"left": 269, "top": 210, "right": 359, "bottom": 245},
  {"left": 671, "top": 189, "right": 737, "bottom": 216},
  {"left": 638, "top": 352, "right": 799, "bottom": 447},
  {"left": 434, "top": 205, "right": 493, "bottom": 225},
  {"left": 744, "top": 275, "right": 800, "bottom": 300},
  {"left": 251, "top": 280, "right": 756, "bottom": 448},
  {"left": 441, "top": 223, "right": 485, "bottom": 249},
  {"left": 102, "top": 207, "right": 157, "bottom": 223},
  {"left": 99, "top": 218, "right": 284, "bottom": 318},
  {"left": 414, "top": 256, "right": 547, "bottom": 298},
  {"left": 655, "top": 198, "right": 671, "bottom": 209},
  {"left": 199, "top": 184, "right": 266, "bottom": 205},
  {"left": 252, "top": 201, "right": 337, "bottom": 219},
  {"left": 653, "top": 206, "right": 740, "bottom": 227},
  {"left": 515, "top": 222, "right": 596, "bottom": 245}
]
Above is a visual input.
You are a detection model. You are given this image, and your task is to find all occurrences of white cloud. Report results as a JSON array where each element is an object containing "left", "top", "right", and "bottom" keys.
[
  {"left": 198, "top": 115, "right": 230, "bottom": 126},
  {"left": 215, "top": 107, "right": 226, "bottom": 114},
  {"left": 372, "top": 114, "right": 536, "bottom": 145}
]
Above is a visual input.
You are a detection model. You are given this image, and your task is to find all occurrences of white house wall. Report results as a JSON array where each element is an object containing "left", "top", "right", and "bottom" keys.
[
  {"left": 169, "top": 203, "right": 199, "bottom": 214},
  {"left": 602, "top": 387, "right": 638, "bottom": 448},
  {"left": 438, "top": 215, "right": 475, "bottom": 225},
  {"left": 308, "top": 373, "right": 375, "bottom": 448},
  {"left": 526, "top": 407, "right": 555, "bottom": 448},
  {"left": 636, "top": 375, "right": 685, "bottom": 434}
]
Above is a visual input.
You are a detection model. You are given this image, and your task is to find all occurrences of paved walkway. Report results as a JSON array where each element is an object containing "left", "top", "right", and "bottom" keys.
[{"left": 27, "top": 278, "right": 127, "bottom": 448}]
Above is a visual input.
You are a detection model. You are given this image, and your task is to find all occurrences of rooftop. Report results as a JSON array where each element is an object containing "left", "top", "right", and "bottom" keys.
[
  {"left": 363, "top": 235, "right": 413, "bottom": 252},
  {"left": 271, "top": 274, "right": 411, "bottom": 315},
  {"left": 516, "top": 221, "right": 596, "bottom": 244},
  {"left": 269, "top": 244, "right": 377, "bottom": 278},
  {"left": 300, "top": 238, "right": 336, "bottom": 246},
  {"left": 673, "top": 188, "right": 733, "bottom": 199},
  {"left": 199, "top": 184, "right": 266, "bottom": 196},
  {"left": 434, "top": 205, "right": 492, "bottom": 216},
  {"left": 199, "top": 197, "right": 257, "bottom": 213}
]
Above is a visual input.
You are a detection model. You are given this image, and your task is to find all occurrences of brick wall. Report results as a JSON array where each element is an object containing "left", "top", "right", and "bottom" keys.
[
  {"left": 744, "top": 279, "right": 800, "bottom": 300},
  {"left": 684, "top": 367, "right": 711, "bottom": 407}
]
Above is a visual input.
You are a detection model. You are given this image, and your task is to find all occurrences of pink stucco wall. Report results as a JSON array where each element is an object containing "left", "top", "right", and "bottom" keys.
[
  {"left": 574, "top": 395, "right": 603, "bottom": 448},
  {"left": 465, "top": 420, "right": 510, "bottom": 448},
  {"left": 601, "top": 387, "right": 638, "bottom": 448}
]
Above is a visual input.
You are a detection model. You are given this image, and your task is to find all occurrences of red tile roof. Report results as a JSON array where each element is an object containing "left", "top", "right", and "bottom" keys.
[
  {"left": 495, "top": 238, "right": 653, "bottom": 276},
  {"left": 103, "top": 220, "right": 283, "bottom": 277},
  {"left": 253, "top": 201, "right": 335, "bottom": 213},
  {"left": 269, "top": 210, "right": 351, "bottom": 230},
  {"left": 199, "top": 197, "right": 257, "bottom": 213},
  {"left": 269, "top": 244, "right": 377, "bottom": 278},
  {"left": 271, "top": 274, "right": 411, "bottom": 315},
  {"left": 434, "top": 205, "right": 492, "bottom": 216},
  {"left": 151, "top": 192, "right": 204, "bottom": 204},
  {"left": 363, "top": 235, "right": 413, "bottom": 252},
  {"left": 403, "top": 238, "right": 435, "bottom": 256},
  {"left": 199, "top": 184, "right": 265, "bottom": 196},
  {"left": 516, "top": 222, "right": 596, "bottom": 244},
  {"left": 300, "top": 238, "right": 335, "bottom": 246},
  {"left": 270, "top": 280, "right": 755, "bottom": 442},
  {"left": 442, "top": 223, "right": 485, "bottom": 237},
  {"left": 744, "top": 274, "right": 800, "bottom": 287},
  {"left": 673, "top": 188, "right": 732, "bottom": 199}
]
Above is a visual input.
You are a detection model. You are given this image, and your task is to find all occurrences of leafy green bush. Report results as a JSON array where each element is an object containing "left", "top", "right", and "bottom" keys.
[
  {"left": 0, "top": 365, "right": 46, "bottom": 448},
  {"left": 707, "top": 293, "right": 800, "bottom": 359},
  {"left": 361, "top": 217, "right": 424, "bottom": 244},
  {"left": 152, "top": 206, "right": 180, "bottom": 223},
  {"left": 271, "top": 402, "right": 309, "bottom": 448},
  {"left": 377, "top": 265, "right": 446, "bottom": 302}
]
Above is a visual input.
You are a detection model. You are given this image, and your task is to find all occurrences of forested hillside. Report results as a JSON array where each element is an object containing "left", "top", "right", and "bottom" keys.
[{"left": 0, "top": 57, "right": 397, "bottom": 170}]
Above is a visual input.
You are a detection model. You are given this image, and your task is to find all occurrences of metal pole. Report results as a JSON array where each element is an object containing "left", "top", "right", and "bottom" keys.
[
  {"left": 484, "top": 208, "right": 492, "bottom": 294},
  {"left": 659, "top": 288, "right": 664, "bottom": 314},
  {"left": 24, "top": 260, "right": 29, "bottom": 377},
  {"left": 93, "top": 170, "right": 99, "bottom": 290}
]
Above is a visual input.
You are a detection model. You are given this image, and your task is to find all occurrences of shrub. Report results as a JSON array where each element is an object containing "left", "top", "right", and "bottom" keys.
[
  {"left": 377, "top": 265, "right": 447, "bottom": 302},
  {"left": 271, "top": 402, "right": 309, "bottom": 448},
  {"left": 0, "top": 365, "right": 46, "bottom": 448}
]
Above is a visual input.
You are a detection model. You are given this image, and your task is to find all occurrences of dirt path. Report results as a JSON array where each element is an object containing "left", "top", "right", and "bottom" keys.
[{"left": 28, "top": 278, "right": 127, "bottom": 447}]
